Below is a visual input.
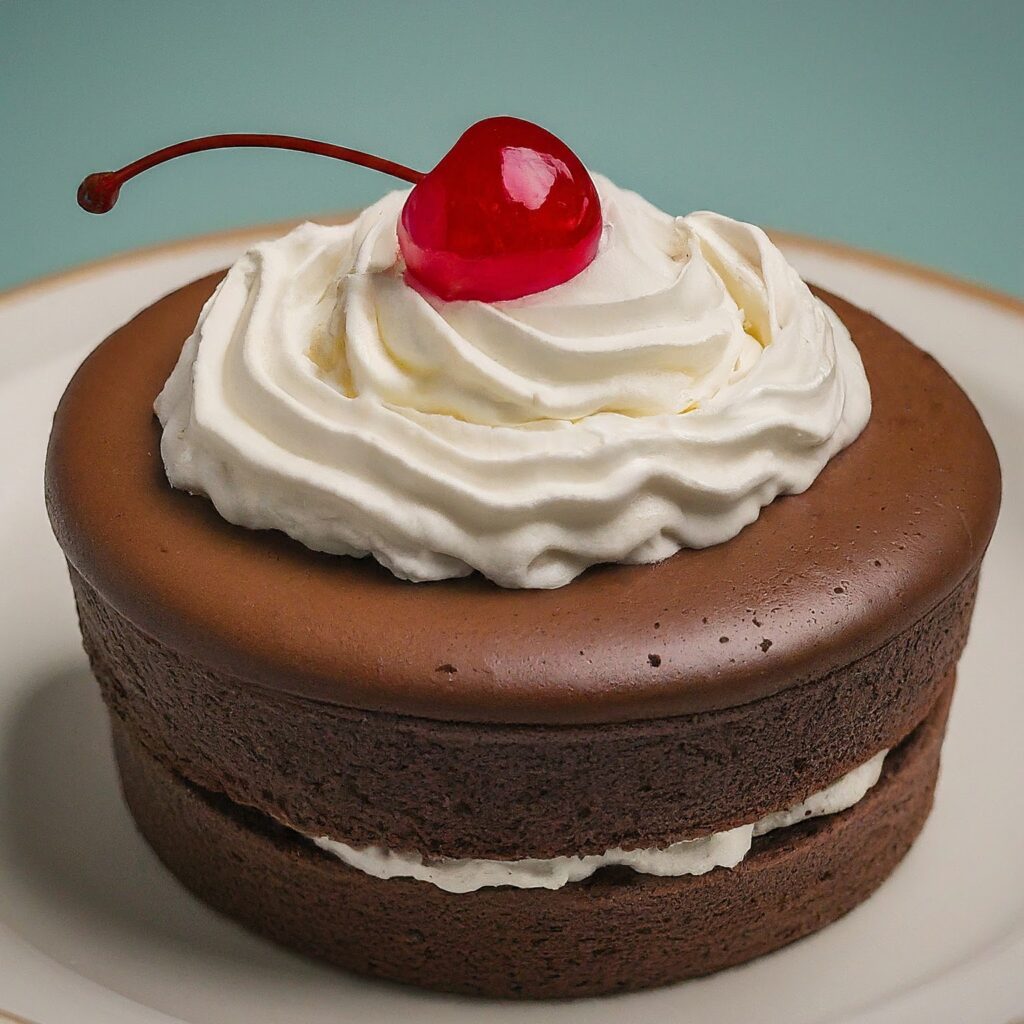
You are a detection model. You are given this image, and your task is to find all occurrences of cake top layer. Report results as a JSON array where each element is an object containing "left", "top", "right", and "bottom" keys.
[{"left": 46, "top": 278, "right": 1000, "bottom": 723}]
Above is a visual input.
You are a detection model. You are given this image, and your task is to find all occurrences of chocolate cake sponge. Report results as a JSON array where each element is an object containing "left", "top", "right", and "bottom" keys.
[
  {"left": 73, "top": 564, "right": 976, "bottom": 858},
  {"left": 45, "top": 272, "right": 1000, "bottom": 997},
  {"left": 111, "top": 677, "right": 953, "bottom": 998}
]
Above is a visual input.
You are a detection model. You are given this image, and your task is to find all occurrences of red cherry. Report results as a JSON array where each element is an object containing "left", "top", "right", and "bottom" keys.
[
  {"left": 76, "top": 120, "right": 603, "bottom": 302},
  {"left": 397, "top": 117, "right": 602, "bottom": 302}
]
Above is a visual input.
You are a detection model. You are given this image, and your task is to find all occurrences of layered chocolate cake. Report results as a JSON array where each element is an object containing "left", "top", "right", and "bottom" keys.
[{"left": 48, "top": 119, "right": 1000, "bottom": 997}]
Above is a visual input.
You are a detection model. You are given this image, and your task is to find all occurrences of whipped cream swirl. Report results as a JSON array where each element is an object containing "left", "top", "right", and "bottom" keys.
[{"left": 156, "top": 177, "right": 871, "bottom": 588}]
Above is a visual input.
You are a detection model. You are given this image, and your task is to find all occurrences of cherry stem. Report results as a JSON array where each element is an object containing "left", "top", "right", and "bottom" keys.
[{"left": 77, "top": 132, "right": 425, "bottom": 214}]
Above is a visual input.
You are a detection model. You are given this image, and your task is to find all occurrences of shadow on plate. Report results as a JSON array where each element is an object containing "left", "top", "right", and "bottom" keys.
[
  {"left": 3, "top": 665, "right": 553, "bottom": 1024},
  {"left": 0, "top": 665, "right": 376, "bottom": 993}
]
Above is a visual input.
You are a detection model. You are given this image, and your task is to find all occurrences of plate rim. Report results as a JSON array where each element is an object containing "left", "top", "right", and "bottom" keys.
[{"left": 1, "top": 219, "right": 1021, "bottom": 318}]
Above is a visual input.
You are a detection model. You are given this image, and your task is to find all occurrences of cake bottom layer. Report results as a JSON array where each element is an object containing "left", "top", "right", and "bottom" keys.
[{"left": 111, "top": 676, "right": 953, "bottom": 1000}]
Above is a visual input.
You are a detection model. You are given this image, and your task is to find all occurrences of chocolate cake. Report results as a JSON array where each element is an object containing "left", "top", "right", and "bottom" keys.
[
  {"left": 111, "top": 675, "right": 953, "bottom": 997},
  {"left": 46, "top": 272, "right": 999, "bottom": 997},
  {"left": 50, "top": 115, "right": 1002, "bottom": 999}
]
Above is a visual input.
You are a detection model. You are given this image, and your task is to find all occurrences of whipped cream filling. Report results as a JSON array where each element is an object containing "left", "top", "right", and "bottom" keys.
[
  {"left": 310, "top": 750, "right": 887, "bottom": 893},
  {"left": 156, "top": 176, "right": 871, "bottom": 589}
]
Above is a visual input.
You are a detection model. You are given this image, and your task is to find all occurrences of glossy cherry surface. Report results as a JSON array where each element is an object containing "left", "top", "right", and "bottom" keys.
[{"left": 398, "top": 117, "right": 602, "bottom": 302}]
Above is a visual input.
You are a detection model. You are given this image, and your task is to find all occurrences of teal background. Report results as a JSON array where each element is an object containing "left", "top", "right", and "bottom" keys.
[{"left": 2, "top": 0, "right": 1022, "bottom": 296}]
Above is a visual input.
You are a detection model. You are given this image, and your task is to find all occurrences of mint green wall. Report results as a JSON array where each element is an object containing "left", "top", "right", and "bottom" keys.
[{"left": 2, "top": 1, "right": 1021, "bottom": 295}]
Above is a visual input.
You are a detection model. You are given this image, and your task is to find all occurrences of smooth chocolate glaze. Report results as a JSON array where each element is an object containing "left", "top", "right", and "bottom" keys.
[{"left": 46, "top": 277, "right": 1000, "bottom": 723}]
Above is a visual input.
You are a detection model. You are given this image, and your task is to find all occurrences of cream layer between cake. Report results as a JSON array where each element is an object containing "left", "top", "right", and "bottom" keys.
[{"left": 310, "top": 748, "right": 887, "bottom": 892}]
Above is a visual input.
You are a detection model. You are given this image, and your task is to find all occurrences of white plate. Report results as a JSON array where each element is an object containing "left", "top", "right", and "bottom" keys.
[{"left": 1, "top": 227, "right": 1021, "bottom": 1024}]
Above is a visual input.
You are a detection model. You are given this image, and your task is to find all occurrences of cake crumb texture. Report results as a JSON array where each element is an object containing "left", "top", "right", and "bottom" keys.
[
  {"left": 75, "top": 566, "right": 975, "bottom": 860},
  {"left": 111, "top": 678, "right": 953, "bottom": 998}
]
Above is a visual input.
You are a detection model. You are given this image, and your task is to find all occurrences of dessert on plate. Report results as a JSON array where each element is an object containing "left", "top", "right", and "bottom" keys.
[{"left": 47, "top": 118, "right": 1000, "bottom": 997}]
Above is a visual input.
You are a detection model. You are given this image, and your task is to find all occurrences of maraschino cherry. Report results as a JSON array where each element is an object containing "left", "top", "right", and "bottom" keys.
[
  {"left": 397, "top": 117, "right": 602, "bottom": 301},
  {"left": 78, "top": 117, "right": 603, "bottom": 302}
]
